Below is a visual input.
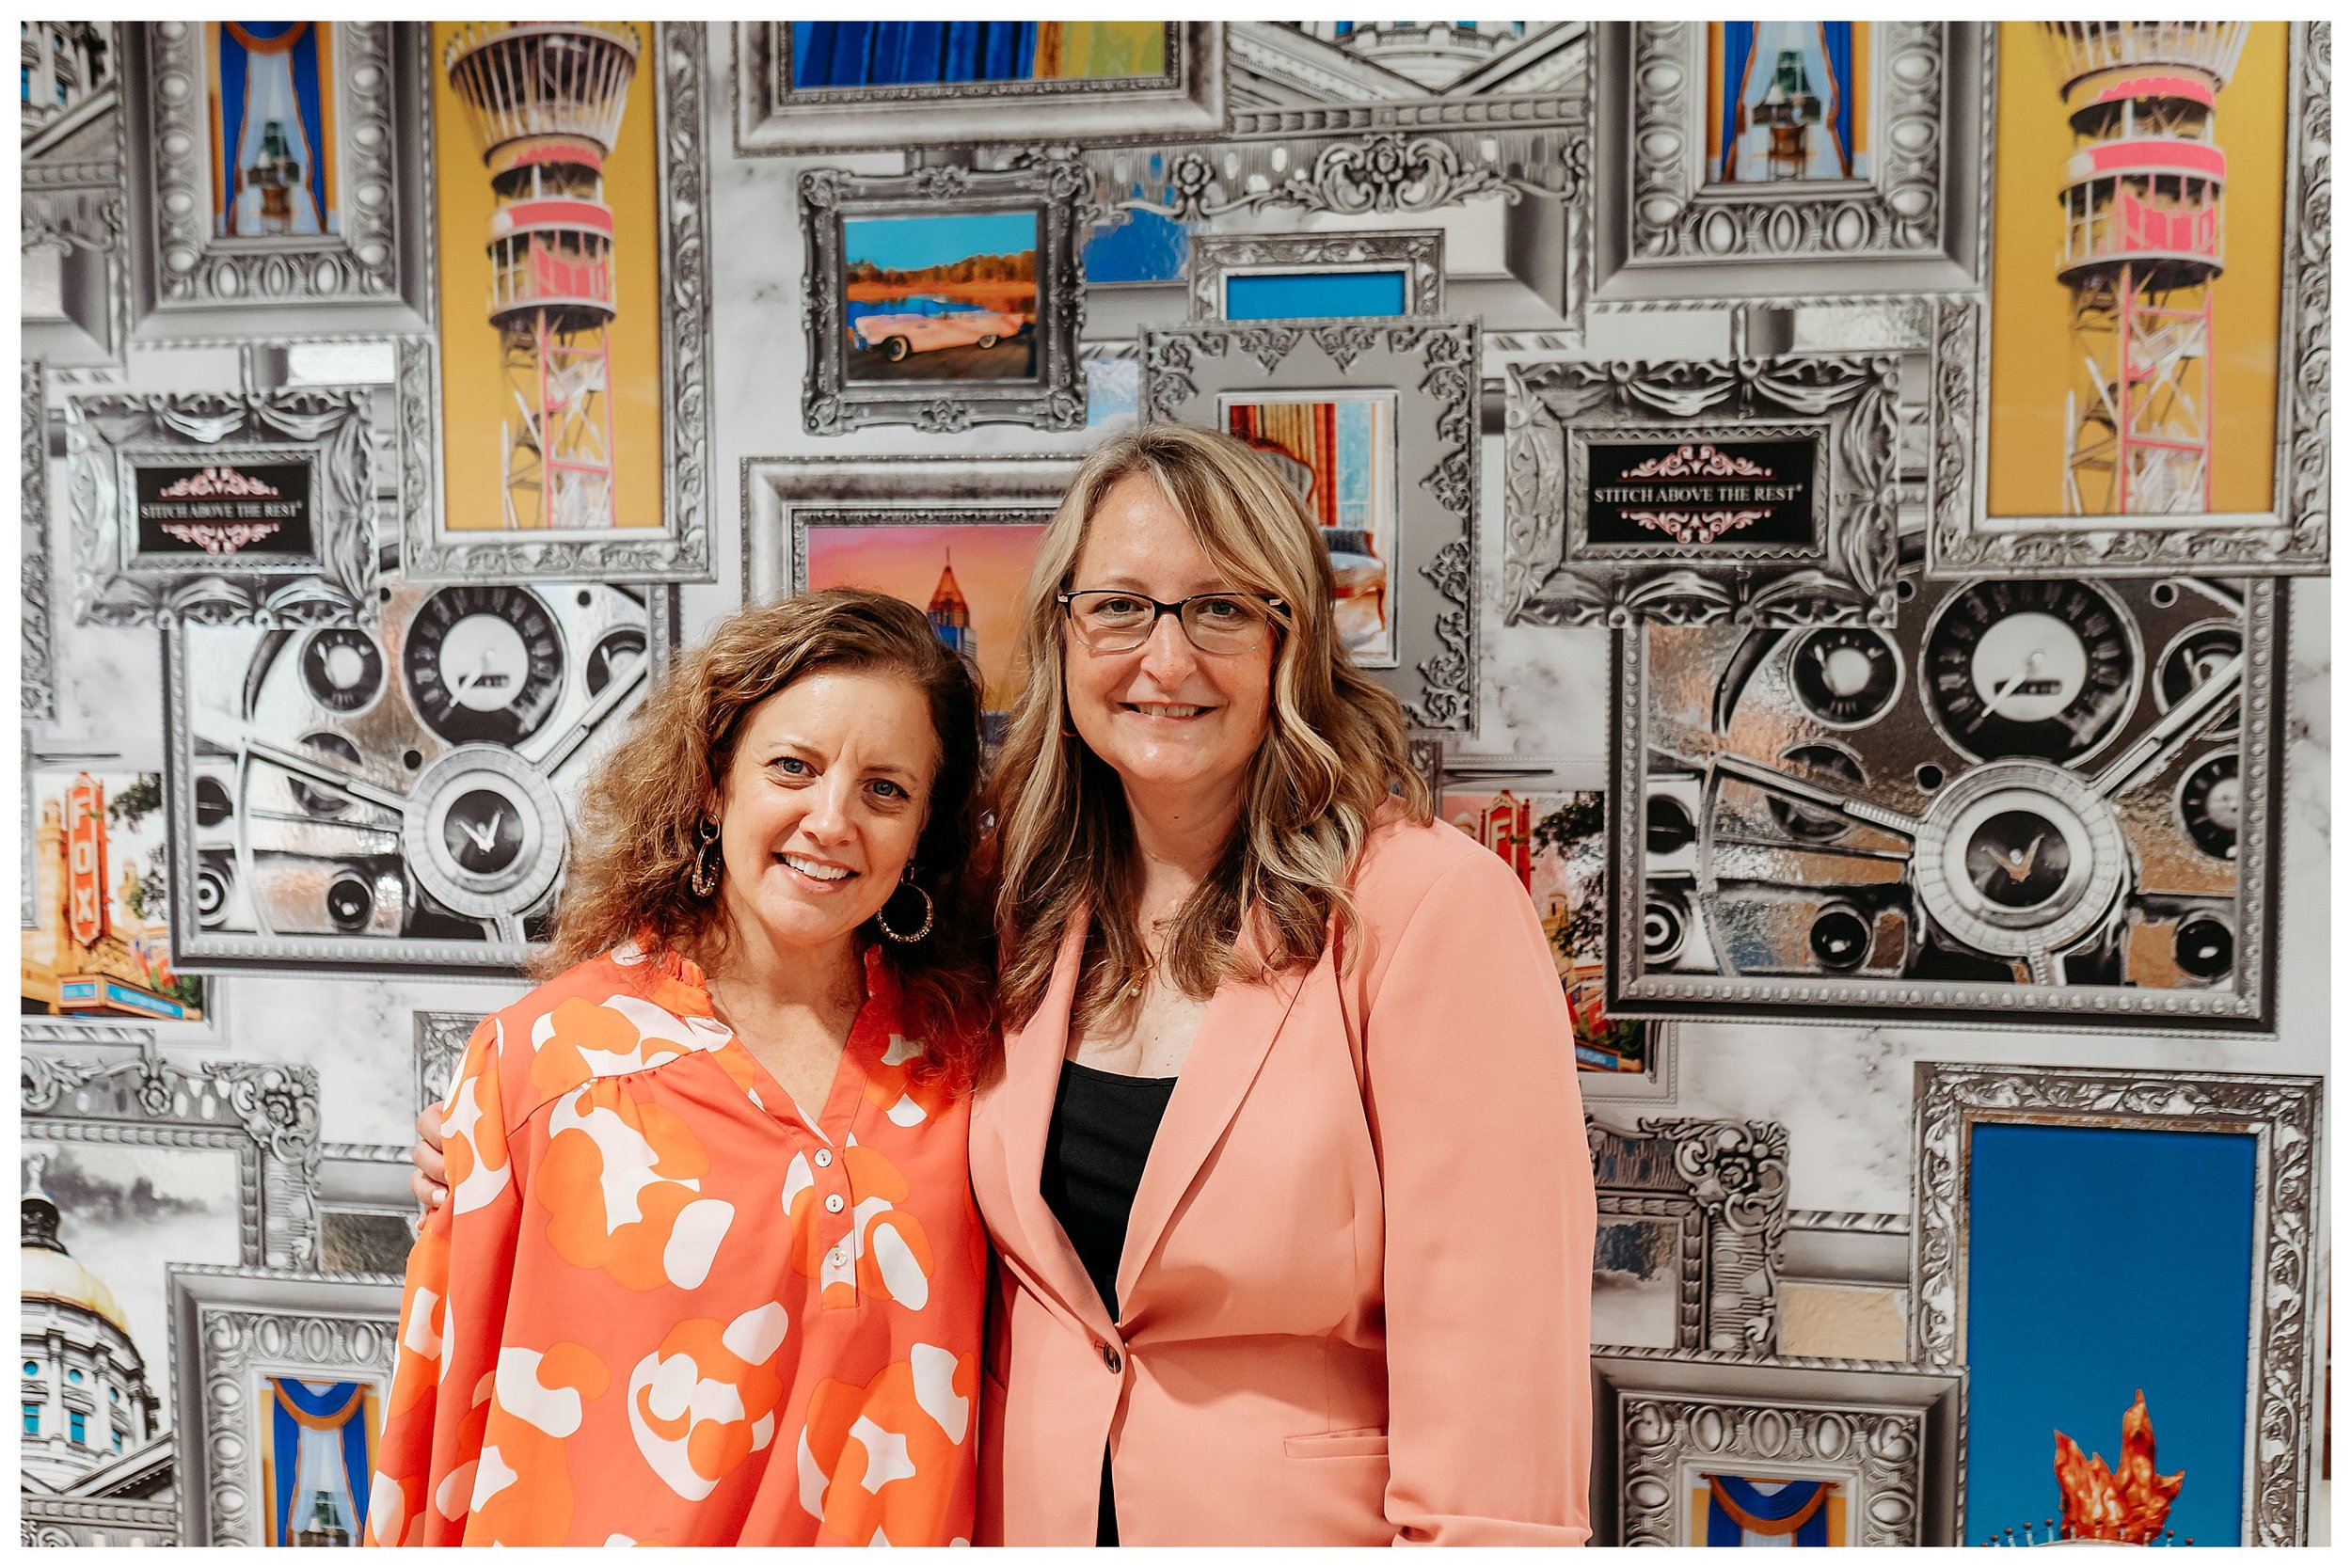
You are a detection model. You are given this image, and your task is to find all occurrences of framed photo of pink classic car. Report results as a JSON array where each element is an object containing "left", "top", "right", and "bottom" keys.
[{"left": 800, "top": 161, "right": 1088, "bottom": 433}]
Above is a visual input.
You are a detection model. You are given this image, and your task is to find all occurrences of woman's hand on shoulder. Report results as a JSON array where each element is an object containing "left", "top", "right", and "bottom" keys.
[{"left": 410, "top": 1103, "right": 448, "bottom": 1211}]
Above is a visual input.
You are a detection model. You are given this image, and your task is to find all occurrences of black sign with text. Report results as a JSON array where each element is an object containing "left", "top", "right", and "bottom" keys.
[
  {"left": 1582, "top": 437, "right": 1817, "bottom": 550},
  {"left": 133, "top": 460, "right": 316, "bottom": 560}
]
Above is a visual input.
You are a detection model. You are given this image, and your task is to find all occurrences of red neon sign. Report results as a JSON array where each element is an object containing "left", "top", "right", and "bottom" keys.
[{"left": 65, "top": 773, "right": 109, "bottom": 949}]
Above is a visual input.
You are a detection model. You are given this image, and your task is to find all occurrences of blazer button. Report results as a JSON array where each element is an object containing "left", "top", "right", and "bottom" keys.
[{"left": 1099, "top": 1341, "right": 1122, "bottom": 1374}]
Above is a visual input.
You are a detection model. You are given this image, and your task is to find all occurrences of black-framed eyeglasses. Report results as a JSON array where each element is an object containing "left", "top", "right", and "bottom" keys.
[{"left": 1057, "top": 589, "right": 1288, "bottom": 655}]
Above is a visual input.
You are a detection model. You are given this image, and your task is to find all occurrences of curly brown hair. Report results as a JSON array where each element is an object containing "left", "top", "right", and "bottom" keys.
[{"left": 538, "top": 588, "right": 998, "bottom": 1087}]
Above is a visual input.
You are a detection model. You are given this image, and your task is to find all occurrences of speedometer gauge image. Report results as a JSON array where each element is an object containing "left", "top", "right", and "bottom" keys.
[
  {"left": 162, "top": 581, "right": 672, "bottom": 974},
  {"left": 1608, "top": 566, "right": 2281, "bottom": 1033}
]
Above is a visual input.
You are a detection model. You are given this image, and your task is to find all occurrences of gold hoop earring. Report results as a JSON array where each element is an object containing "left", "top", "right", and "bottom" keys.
[
  {"left": 876, "top": 878, "right": 935, "bottom": 943},
  {"left": 690, "top": 819, "right": 723, "bottom": 897}
]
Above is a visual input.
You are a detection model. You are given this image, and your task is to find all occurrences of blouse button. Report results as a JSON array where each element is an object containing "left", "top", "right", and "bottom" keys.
[
  {"left": 1099, "top": 1342, "right": 1122, "bottom": 1374},
  {"left": 824, "top": 1194, "right": 845, "bottom": 1214},
  {"left": 828, "top": 1247, "right": 846, "bottom": 1269},
  {"left": 814, "top": 1148, "right": 834, "bottom": 1168}
]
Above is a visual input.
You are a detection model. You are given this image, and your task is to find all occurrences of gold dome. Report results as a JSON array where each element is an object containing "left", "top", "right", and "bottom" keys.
[{"left": 20, "top": 1244, "right": 133, "bottom": 1338}]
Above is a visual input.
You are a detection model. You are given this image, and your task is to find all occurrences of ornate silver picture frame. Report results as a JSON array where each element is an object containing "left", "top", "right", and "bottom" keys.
[
  {"left": 64, "top": 385, "right": 389, "bottom": 627},
  {"left": 1589, "top": 1117, "right": 1788, "bottom": 1356},
  {"left": 24, "top": 361, "right": 59, "bottom": 721},
  {"left": 800, "top": 160, "right": 1089, "bottom": 434},
  {"left": 122, "top": 22, "right": 434, "bottom": 339},
  {"left": 23, "top": 21, "right": 131, "bottom": 368},
  {"left": 1910, "top": 1063, "right": 2321, "bottom": 1546},
  {"left": 742, "top": 452, "right": 1078, "bottom": 605},
  {"left": 1502, "top": 354, "right": 1903, "bottom": 627},
  {"left": 1185, "top": 230, "right": 1445, "bottom": 322},
  {"left": 735, "top": 22, "right": 1226, "bottom": 154},
  {"left": 20, "top": 1021, "right": 322, "bottom": 1271},
  {"left": 166, "top": 1265, "right": 401, "bottom": 1547},
  {"left": 1924, "top": 24, "right": 2328, "bottom": 578},
  {"left": 402, "top": 22, "right": 714, "bottom": 584},
  {"left": 1586, "top": 22, "right": 1988, "bottom": 304},
  {"left": 413, "top": 1011, "right": 485, "bottom": 1118},
  {"left": 162, "top": 580, "right": 676, "bottom": 975},
  {"left": 1142, "top": 318, "right": 1478, "bottom": 730},
  {"left": 1610, "top": 566, "right": 2284, "bottom": 1034},
  {"left": 1591, "top": 1352, "right": 1963, "bottom": 1546}
]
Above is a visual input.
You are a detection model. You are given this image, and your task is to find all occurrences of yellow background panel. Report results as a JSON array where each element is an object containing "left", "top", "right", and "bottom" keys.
[
  {"left": 1984, "top": 23, "right": 2285, "bottom": 518},
  {"left": 431, "top": 22, "right": 664, "bottom": 535}
]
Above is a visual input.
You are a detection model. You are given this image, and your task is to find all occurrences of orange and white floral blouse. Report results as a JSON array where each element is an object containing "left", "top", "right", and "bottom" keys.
[{"left": 364, "top": 942, "right": 985, "bottom": 1547}]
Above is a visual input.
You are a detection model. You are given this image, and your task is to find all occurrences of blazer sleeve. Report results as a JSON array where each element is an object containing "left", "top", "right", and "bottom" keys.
[
  {"left": 1359, "top": 847, "right": 1597, "bottom": 1545},
  {"left": 363, "top": 1016, "right": 525, "bottom": 1546}
]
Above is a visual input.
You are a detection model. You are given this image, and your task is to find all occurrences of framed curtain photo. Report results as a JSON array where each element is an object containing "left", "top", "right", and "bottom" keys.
[
  {"left": 1502, "top": 354, "right": 1902, "bottom": 627},
  {"left": 1926, "top": 24, "right": 2328, "bottom": 578},
  {"left": 404, "top": 22, "right": 714, "bottom": 583},
  {"left": 1610, "top": 562, "right": 2284, "bottom": 1034},
  {"left": 1911, "top": 1064, "right": 2322, "bottom": 1545},
  {"left": 1591, "top": 1353, "right": 1964, "bottom": 1546},
  {"left": 163, "top": 579, "right": 675, "bottom": 975},
  {"left": 413, "top": 1010, "right": 484, "bottom": 1116},
  {"left": 1586, "top": 22, "right": 1987, "bottom": 303},
  {"left": 735, "top": 22, "right": 1225, "bottom": 154},
  {"left": 1142, "top": 319, "right": 1478, "bottom": 730},
  {"left": 166, "top": 1265, "right": 402, "bottom": 1547},
  {"left": 801, "top": 161, "right": 1089, "bottom": 434},
  {"left": 62, "top": 387, "right": 389, "bottom": 628},
  {"left": 123, "top": 22, "right": 433, "bottom": 338},
  {"left": 1185, "top": 230, "right": 1445, "bottom": 323}
]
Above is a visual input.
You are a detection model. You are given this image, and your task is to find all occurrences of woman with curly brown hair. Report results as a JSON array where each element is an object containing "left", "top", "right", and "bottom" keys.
[{"left": 370, "top": 589, "right": 996, "bottom": 1547}]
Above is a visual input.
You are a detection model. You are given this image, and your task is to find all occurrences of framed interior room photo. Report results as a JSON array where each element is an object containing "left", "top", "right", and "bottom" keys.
[
  {"left": 736, "top": 21, "right": 1225, "bottom": 154},
  {"left": 1142, "top": 318, "right": 1479, "bottom": 730},
  {"left": 166, "top": 1265, "right": 402, "bottom": 1546},
  {"left": 1925, "top": 23, "right": 2328, "bottom": 578},
  {"left": 1585, "top": 22, "right": 1989, "bottom": 305},
  {"left": 1911, "top": 1063, "right": 2322, "bottom": 1546},
  {"left": 1590, "top": 1352, "right": 1964, "bottom": 1546},
  {"left": 122, "top": 22, "right": 434, "bottom": 339},
  {"left": 405, "top": 22, "right": 714, "bottom": 583}
]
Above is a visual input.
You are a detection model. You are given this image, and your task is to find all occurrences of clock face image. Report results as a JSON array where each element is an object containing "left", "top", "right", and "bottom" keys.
[
  {"left": 1618, "top": 565, "right": 2278, "bottom": 1031},
  {"left": 167, "top": 581, "right": 663, "bottom": 971},
  {"left": 402, "top": 584, "right": 566, "bottom": 747}
]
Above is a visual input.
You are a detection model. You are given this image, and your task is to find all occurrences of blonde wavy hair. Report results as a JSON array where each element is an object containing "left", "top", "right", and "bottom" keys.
[
  {"left": 991, "top": 422, "right": 1433, "bottom": 1031},
  {"left": 540, "top": 589, "right": 997, "bottom": 1086}
]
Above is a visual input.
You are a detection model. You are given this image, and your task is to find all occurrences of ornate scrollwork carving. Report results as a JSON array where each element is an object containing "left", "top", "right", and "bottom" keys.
[
  {"left": 21, "top": 1026, "right": 323, "bottom": 1273},
  {"left": 63, "top": 388, "right": 382, "bottom": 627},
  {"left": 1505, "top": 355, "right": 1899, "bottom": 627},
  {"left": 1590, "top": 1116, "right": 1791, "bottom": 1354},
  {"left": 1616, "top": 1390, "right": 1928, "bottom": 1546}
]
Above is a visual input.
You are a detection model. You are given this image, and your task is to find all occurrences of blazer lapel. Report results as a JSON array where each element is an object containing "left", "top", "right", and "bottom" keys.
[
  {"left": 1115, "top": 915, "right": 1316, "bottom": 1316},
  {"left": 983, "top": 915, "right": 1117, "bottom": 1339}
]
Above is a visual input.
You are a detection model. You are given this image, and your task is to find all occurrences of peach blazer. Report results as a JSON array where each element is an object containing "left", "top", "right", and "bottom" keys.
[{"left": 968, "top": 813, "right": 1597, "bottom": 1545}]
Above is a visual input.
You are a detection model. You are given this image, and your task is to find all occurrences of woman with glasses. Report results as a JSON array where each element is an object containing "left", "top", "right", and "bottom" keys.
[{"left": 974, "top": 423, "right": 1596, "bottom": 1544}]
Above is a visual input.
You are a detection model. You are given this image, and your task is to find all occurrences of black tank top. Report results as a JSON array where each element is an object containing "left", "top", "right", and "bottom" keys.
[{"left": 1040, "top": 1059, "right": 1176, "bottom": 1547}]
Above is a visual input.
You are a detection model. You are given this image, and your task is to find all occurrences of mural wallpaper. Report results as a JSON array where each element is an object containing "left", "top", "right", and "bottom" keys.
[{"left": 16, "top": 18, "right": 2331, "bottom": 1549}]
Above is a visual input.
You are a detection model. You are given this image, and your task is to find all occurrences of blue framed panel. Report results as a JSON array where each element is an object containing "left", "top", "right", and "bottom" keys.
[
  {"left": 1962, "top": 1123, "right": 2260, "bottom": 1544},
  {"left": 1225, "top": 269, "right": 1409, "bottom": 320}
]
